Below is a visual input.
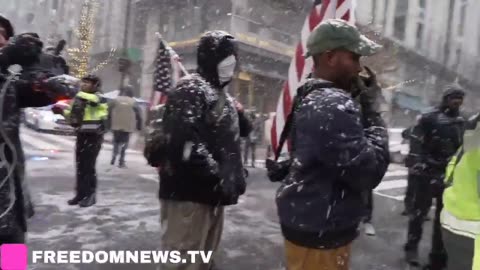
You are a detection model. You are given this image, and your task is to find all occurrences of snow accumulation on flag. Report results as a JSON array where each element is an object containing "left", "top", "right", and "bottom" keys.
[
  {"left": 270, "top": 0, "right": 355, "bottom": 154},
  {"left": 151, "top": 37, "right": 184, "bottom": 108}
]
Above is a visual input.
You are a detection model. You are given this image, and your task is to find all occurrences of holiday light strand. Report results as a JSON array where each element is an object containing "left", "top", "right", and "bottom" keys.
[
  {"left": 67, "top": 0, "right": 100, "bottom": 78},
  {"left": 90, "top": 48, "right": 117, "bottom": 74}
]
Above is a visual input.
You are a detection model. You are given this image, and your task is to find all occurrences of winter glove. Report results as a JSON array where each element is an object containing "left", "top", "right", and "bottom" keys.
[
  {"left": 0, "top": 34, "right": 43, "bottom": 67},
  {"left": 234, "top": 99, "right": 244, "bottom": 113},
  {"left": 51, "top": 105, "right": 64, "bottom": 115},
  {"left": 355, "top": 66, "right": 382, "bottom": 114}
]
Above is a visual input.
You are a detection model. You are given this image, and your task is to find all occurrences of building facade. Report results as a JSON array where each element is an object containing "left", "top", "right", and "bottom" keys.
[
  {"left": 0, "top": 0, "right": 142, "bottom": 92},
  {"left": 356, "top": 0, "right": 480, "bottom": 126},
  {"left": 136, "top": 0, "right": 310, "bottom": 114}
]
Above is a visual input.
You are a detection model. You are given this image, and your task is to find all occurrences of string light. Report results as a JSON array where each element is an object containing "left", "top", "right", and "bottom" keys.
[
  {"left": 67, "top": 0, "right": 100, "bottom": 78},
  {"left": 90, "top": 48, "right": 117, "bottom": 74}
]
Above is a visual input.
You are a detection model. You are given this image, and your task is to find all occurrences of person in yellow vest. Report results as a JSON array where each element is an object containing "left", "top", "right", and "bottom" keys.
[
  {"left": 52, "top": 74, "right": 108, "bottom": 207},
  {"left": 441, "top": 114, "right": 480, "bottom": 270},
  {"left": 108, "top": 85, "right": 142, "bottom": 168}
]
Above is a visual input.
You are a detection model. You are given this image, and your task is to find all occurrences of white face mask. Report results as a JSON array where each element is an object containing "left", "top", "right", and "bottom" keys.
[{"left": 217, "top": 55, "right": 237, "bottom": 84}]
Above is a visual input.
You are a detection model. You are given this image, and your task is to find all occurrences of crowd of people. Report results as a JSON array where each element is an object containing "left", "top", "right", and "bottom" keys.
[{"left": 0, "top": 10, "right": 478, "bottom": 270}]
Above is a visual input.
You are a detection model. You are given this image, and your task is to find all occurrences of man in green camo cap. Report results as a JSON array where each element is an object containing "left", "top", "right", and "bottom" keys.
[
  {"left": 306, "top": 19, "right": 381, "bottom": 58},
  {"left": 306, "top": 18, "right": 381, "bottom": 92},
  {"left": 277, "top": 19, "right": 389, "bottom": 269}
]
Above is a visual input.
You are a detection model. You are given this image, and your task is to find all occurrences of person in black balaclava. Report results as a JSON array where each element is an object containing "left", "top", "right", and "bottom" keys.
[
  {"left": 404, "top": 84, "right": 466, "bottom": 270},
  {"left": 155, "top": 31, "right": 251, "bottom": 270}
]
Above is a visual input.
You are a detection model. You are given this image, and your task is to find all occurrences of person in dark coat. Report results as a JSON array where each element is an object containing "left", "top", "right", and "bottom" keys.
[
  {"left": 402, "top": 125, "right": 417, "bottom": 216},
  {"left": 404, "top": 85, "right": 466, "bottom": 269},
  {"left": 0, "top": 15, "right": 77, "bottom": 244},
  {"left": 243, "top": 111, "right": 262, "bottom": 167},
  {"left": 156, "top": 31, "right": 251, "bottom": 270},
  {"left": 276, "top": 19, "right": 390, "bottom": 270}
]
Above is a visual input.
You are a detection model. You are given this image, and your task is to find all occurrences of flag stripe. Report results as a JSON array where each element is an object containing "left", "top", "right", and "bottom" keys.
[
  {"left": 295, "top": 44, "right": 305, "bottom": 81},
  {"left": 270, "top": 0, "right": 354, "bottom": 153},
  {"left": 283, "top": 84, "right": 292, "bottom": 120}
]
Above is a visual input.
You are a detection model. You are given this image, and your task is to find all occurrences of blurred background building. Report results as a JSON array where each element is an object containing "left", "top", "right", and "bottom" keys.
[
  {"left": 137, "top": 0, "right": 309, "bottom": 115},
  {"left": 357, "top": 0, "right": 480, "bottom": 126}
]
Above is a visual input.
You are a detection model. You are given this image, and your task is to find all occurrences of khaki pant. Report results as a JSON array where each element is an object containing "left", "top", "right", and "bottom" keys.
[
  {"left": 160, "top": 199, "right": 224, "bottom": 270},
  {"left": 284, "top": 239, "right": 351, "bottom": 270}
]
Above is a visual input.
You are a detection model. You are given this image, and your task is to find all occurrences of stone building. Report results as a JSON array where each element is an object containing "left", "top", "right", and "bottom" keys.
[
  {"left": 357, "top": 0, "right": 480, "bottom": 126},
  {"left": 136, "top": 0, "right": 310, "bottom": 114}
]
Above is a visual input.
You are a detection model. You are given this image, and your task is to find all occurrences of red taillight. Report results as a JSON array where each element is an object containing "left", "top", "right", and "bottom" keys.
[{"left": 56, "top": 99, "right": 71, "bottom": 107}]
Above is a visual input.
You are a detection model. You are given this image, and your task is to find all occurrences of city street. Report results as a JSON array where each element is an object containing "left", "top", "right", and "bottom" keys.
[{"left": 22, "top": 127, "right": 431, "bottom": 270}]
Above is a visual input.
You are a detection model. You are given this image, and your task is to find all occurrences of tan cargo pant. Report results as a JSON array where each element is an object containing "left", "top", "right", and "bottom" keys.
[
  {"left": 284, "top": 239, "right": 351, "bottom": 270},
  {"left": 160, "top": 199, "right": 224, "bottom": 270}
]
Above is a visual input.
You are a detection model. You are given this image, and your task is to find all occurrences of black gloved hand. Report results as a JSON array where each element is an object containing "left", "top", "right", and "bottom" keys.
[
  {"left": 1, "top": 34, "right": 43, "bottom": 67},
  {"left": 355, "top": 66, "right": 382, "bottom": 113},
  {"left": 51, "top": 105, "right": 64, "bottom": 115}
]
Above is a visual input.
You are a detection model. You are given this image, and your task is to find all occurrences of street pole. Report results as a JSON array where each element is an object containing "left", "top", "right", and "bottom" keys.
[{"left": 120, "top": 0, "right": 132, "bottom": 90}]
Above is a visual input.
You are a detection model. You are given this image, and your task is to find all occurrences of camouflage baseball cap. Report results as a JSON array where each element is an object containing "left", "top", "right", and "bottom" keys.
[{"left": 305, "top": 19, "right": 381, "bottom": 58}]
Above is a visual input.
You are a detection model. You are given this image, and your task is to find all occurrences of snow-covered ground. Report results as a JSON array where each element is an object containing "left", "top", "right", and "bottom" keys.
[{"left": 21, "top": 127, "right": 430, "bottom": 270}]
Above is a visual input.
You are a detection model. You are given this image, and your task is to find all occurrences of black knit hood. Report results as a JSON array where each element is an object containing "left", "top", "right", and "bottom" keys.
[
  {"left": 439, "top": 84, "right": 465, "bottom": 115},
  {"left": 197, "top": 31, "right": 238, "bottom": 88},
  {"left": 0, "top": 14, "right": 14, "bottom": 40}
]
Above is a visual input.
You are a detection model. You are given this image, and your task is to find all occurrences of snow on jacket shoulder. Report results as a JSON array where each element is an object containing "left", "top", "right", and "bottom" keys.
[{"left": 276, "top": 79, "right": 389, "bottom": 249}]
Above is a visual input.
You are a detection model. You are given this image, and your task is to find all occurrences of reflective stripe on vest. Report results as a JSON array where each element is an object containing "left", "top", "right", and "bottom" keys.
[
  {"left": 441, "top": 209, "right": 480, "bottom": 239},
  {"left": 443, "top": 123, "right": 480, "bottom": 269},
  {"left": 79, "top": 120, "right": 105, "bottom": 132}
]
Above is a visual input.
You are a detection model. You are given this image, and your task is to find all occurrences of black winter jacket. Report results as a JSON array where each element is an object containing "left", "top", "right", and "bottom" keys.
[
  {"left": 407, "top": 108, "right": 465, "bottom": 177},
  {"left": 158, "top": 74, "right": 251, "bottom": 206},
  {"left": 0, "top": 52, "right": 76, "bottom": 236},
  {"left": 276, "top": 79, "right": 390, "bottom": 249}
]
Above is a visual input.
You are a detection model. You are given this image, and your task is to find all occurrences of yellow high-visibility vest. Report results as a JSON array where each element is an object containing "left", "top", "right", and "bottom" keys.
[
  {"left": 64, "top": 91, "right": 108, "bottom": 132},
  {"left": 442, "top": 125, "right": 480, "bottom": 269}
]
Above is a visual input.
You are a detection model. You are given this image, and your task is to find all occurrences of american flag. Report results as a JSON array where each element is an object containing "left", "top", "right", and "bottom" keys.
[
  {"left": 151, "top": 37, "right": 184, "bottom": 107},
  {"left": 270, "top": 0, "right": 355, "bottom": 153}
]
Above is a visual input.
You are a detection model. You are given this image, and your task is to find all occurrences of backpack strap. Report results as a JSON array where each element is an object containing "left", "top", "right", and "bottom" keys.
[{"left": 274, "top": 81, "right": 334, "bottom": 160}]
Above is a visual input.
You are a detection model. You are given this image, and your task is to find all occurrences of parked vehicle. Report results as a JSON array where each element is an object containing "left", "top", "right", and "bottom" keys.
[
  {"left": 389, "top": 128, "right": 409, "bottom": 164},
  {"left": 24, "top": 102, "right": 73, "bottom": 134}
]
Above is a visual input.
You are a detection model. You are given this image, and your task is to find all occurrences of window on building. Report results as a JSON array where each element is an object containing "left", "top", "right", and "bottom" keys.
[
  {"left": 40, "top": 0, "right": 48, "bottom": 15},
  {"left": 458, "top": 0, "right": 468, "bottom": 37},
  {"left": 477, "top": 25, "right": 480, "bottom": 55},
  {"left": 454, "top": 47, "right": 462, "bottom": 70},
  {"left": 416, "top": 23, "right": 424, "bottom": 49},
  {"left": 419, "top": 0, "right": 426, "bottom": 9},
  {"left": 248, "top": 21, "right": 261, "bottom": 34},
  {"left": 66, "top": 30, "right": 73, "bottom": 44},
  {"left": 393, "top": 0, "right": 409, "bottom": 40},
  {"left": 58, "top": 0, "right": 65, "bottom": 21},
  {"left": 52, "top": 0, "right": 59, "bottom": 10},
  {"left": 416, "top": 0, "right": 427, "bottom": 50}
]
